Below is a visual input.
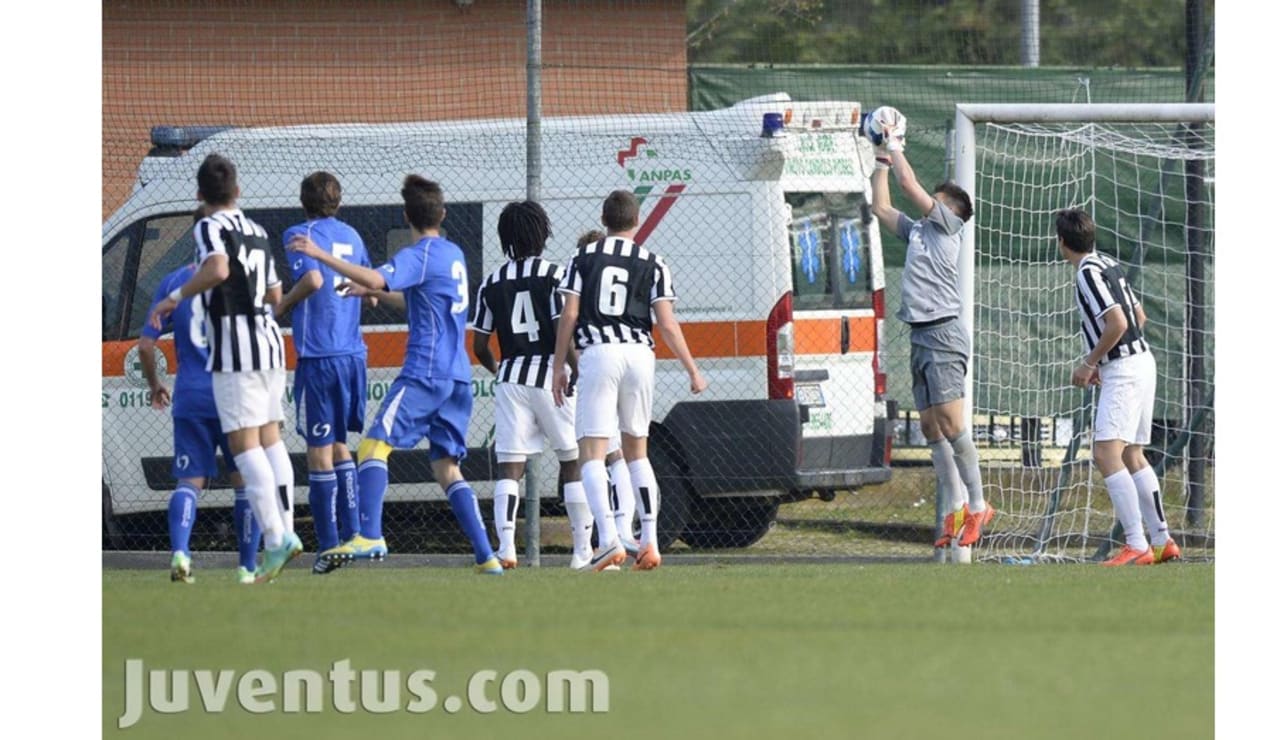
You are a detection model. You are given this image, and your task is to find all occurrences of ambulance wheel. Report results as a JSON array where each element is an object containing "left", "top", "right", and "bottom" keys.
[{"left": 680, "top": 496, "right": 780, "bottom": 549}]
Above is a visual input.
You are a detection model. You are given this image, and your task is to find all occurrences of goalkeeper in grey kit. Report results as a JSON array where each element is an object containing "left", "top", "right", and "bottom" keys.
[{"left": 866, "top": 108, "right": 993, "bottom": 552}]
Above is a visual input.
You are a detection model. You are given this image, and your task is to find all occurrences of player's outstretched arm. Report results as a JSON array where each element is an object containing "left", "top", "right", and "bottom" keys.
[
  {"left": 288, "top": 235, "right": 387, "bottom": 292},
  {"left": 136, "top": 336, "right": 171, "bottom": 410},
  {"left": 870, "top": 161, "right": 902, "bottom": 235},
  {"left": 887, "top": 143, "right": 935, "bottom": 217},
  {"left": 148, "top": 254, "right": 230, "bottom": 330},
  {"left": 653, "top": 300, "right": 707, "bottom": 394},
  {"left": 551, "top": 294, "right": 580, "bottom": 407},
  {"left": 275, "top": 269, "right": 322, "bottom": 316}
]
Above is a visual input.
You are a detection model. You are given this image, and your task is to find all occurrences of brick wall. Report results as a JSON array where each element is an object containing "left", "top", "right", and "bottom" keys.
[{"left": 103, "top": 0, "right": 687, "bottom": 219}]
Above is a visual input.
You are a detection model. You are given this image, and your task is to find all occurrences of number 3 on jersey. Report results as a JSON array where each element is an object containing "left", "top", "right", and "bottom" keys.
[
  {"left": 599, "top": 266, "right": 630, "bottom": 316},
  {"left": 451, "top": 261, "right": 469, "bottom": 314}
]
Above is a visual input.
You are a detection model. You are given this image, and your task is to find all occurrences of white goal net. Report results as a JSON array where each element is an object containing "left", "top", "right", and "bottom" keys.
[{"left": 953, "top": 104, "right": 1214, "bottom": 563}]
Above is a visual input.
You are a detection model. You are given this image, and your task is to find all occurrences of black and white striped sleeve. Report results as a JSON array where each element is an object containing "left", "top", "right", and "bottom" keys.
[
  {"left": 650, "top": 255, "right": 676, "bottom": 304},
  {"left": 1076, "top": 263, "right": 1117, "bottom": 320},
  {"left": 559, "top": 256, "right": 582, "bottom": 296},
  {"left": 550, "top": 264, "right": 565, "bottom": 319},
  {"left": 470, "top": 277, "right": 493, "bottom": 334}
]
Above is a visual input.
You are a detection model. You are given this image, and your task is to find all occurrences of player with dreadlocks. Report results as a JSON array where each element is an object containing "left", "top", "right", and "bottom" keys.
[{"left": 470, "top": 202, "right": 605, "bottom": 570}]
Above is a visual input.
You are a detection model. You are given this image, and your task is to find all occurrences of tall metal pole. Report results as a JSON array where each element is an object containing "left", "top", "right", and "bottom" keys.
[
  {"left": 1183, "top": 0, "right": 1207, "bottom": 528},
  {"left": 527, "top": 0, "right": 543, "bottom": 201},
  {"left": 524, "top": 0, "right": 543, "bottom": 565},
  {"left": 1020, "top": 0, "right": 1040, "bottom": 67}
]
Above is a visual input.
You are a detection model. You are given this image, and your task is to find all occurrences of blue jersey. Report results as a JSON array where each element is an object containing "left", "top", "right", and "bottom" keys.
[
  {"left": 377, "top": 235, "right": 472, "bottom": 383},
  {"left": 283, "top": 217, "right": 370, "bottom": 358},
  {"left": 140, "top": 265, "right": 218, "bottom": 419}
]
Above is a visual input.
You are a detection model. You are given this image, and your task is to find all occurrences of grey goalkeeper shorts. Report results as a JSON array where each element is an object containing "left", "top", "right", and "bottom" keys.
[{"left": 908, "top": 318, "right": 970, "bottom": 411}]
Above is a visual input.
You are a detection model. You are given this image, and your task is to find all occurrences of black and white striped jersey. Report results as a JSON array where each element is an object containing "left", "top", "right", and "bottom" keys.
[
  {"left": 471, "top": 257, "right": 564, "bottom": 390},
  {"left": 194, "top": 208, "right": 286, "bottom": 373},
  {"left": 1074, "top": 251, "right": 1149, "bottom": 363},
  {"left": 558, "top": 236, "right": 676, "bottom": 350}
]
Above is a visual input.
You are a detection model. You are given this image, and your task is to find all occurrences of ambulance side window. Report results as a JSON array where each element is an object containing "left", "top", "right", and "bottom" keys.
[
  {"left": 786, "top": 192, "right": 873, "bottom": 312},
  {"left": 125, "top": 214, "right": 200, "bottom": 340},
  {"left": 102, "top": 227, "right": 137, "bottom": 341}
]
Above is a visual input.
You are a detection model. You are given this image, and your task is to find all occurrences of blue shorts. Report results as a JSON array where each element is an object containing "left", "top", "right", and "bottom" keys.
[
  {"left": 366, "top": 377, "right": 472, "bottom": 461},
  {"left": 295, "top": 354, "right": 367, "bottom": 447},
  {"left": 173, "top": 416, "right": 236, "bottom": 480}
]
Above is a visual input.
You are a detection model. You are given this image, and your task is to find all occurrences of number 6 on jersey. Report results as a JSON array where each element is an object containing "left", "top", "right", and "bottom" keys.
[{"left": 599, "top": 266, "right": 629, "bottom": 316}]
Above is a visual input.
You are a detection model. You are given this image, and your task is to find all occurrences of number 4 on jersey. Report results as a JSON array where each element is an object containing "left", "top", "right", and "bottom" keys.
[{"left": 510, "top": 290, "right": 539, "bottom": 341}]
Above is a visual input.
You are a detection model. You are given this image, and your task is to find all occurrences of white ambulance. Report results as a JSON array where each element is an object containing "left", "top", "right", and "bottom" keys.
[{"left": 101, "top": 93, "right": 894, "bottom": 550}]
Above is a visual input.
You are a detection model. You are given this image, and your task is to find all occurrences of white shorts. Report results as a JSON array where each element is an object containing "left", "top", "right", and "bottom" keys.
[
  {"left": 495, "top": 383, "right": 578, "bottom": 463},
  {"left": 212, "top": 368, "right": 286, "bottom": 434},
  {"left": 1093, "top": 351, "right": 1156, "bottom": 445},
  {"left": 576, "top": 344, "right": 655, "bottom": 439}
]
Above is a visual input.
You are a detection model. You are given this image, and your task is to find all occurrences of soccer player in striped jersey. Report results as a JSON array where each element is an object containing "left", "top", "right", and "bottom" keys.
[
  {"left": 471, "top": 201, "right": 596, "bottom": 569},
  {"left": 552, "top": 190, "right": 708, "bottom": 571},
  {"left": 138, "top": 209, "right": 262, "bottom": 585},
  {"left": 869, "top": 116, "right": 992, "bottom": 552},
  {"left": 289, "top": 175, "right": 502, "bottom": 575},
  {"left": 1057, "top": 209, "right": 1178, "bottom": 566},
  {"left": 148, "top": 154, "right": 302, "bottom": 584},
  {"left": 573, "top": 230, "right": 639, "bottom": 554},
  {"left": 275, "top": 172, "right": 371, "bottom": 574}
]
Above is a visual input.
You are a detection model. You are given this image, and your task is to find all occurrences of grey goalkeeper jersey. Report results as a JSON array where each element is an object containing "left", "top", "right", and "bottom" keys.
[{"left": 895, "top": 200, "right": 966, "bottom": 325}]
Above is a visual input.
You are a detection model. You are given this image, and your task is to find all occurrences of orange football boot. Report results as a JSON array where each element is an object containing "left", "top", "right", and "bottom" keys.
[
  {"left": 1102, "top": 545, "right": 1155, "bottom": 566},
  {"left": 934, "top": 505, "right": 967, "bottom": 548},
  {"left": 957, "top": 505, "right": 996, "bottom": 547},
  {"left": 1152, "top": 538, "right": 1181, "bottom": 563}
]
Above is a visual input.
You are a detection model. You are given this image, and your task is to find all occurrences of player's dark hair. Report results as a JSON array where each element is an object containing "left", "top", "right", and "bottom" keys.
[
  {"left": 197, "top": 154, "right": 237, "bottom": 207},
  {"left": 1055, "top": 208, "right": 1096, "bottom": 254},
  {"left": 301, "top": 171, "right": 342, "bottom": 218},
  {"left": 602, "top": 190, "right": 640, "bottom": 232},
  {"left": 933, "top": 181, "right": 973, "bottom": 223},
  {"left": 577, "top": 229, "right": 605, "bottom": 249},
  {"left": 401, "top": 175, "right": 445, "bottom": 231},
  {"left": 497, "top": 201, "right": 552, "bottom": 260}
]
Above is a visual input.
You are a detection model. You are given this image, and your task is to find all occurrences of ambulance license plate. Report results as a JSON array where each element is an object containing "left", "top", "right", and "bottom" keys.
[{"left": 797, "top": 383, "right": 825, "bottom": 408}]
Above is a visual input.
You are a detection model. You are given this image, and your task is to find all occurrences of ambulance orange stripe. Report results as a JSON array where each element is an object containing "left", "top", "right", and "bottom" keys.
[
  {"left": 793, "top": 317, "right": 877, "bottom": 356},
  {"left": 102, "top": 317, "right": 876, "bottom": 377}
]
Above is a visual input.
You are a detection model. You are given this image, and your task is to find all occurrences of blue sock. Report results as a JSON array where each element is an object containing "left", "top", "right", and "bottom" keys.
[
  {"left": 167, "top": 482, "right": 199, "bottom": 555},
  {"left": 308, "top": 471, "right": 339, "bottom": 552},
  {"left": 233, "top": 487, "right": 260, "bottom": 571},
  {"left": 447, "top": 481, "right": 494, "bottom": 564},
  {"left": 334, "top": 459, "right": 360, "bottom": 542},
  {"left": 357, "top": 459, "right": 388, "bottom": 540}
]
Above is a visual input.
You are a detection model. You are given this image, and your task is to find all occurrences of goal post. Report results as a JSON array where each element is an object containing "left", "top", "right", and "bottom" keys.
[{"left": 950, "top": 103, "right": 1215, "bottom": 563}]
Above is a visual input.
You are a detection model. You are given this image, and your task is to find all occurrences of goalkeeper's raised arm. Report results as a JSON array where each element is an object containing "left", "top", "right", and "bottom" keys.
[{"left": 870, "top": 117, "right": 935, "bottom": 224}]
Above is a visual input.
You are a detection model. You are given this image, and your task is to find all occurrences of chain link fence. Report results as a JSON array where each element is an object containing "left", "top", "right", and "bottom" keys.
[{"left": 102, "top": 0, "right": 1213, "bottom": 563}]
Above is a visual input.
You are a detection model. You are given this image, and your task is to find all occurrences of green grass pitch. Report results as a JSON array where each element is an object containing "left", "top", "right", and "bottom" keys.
[{"left": 103, "top": 562, "right": 1212, "bottom": 739}]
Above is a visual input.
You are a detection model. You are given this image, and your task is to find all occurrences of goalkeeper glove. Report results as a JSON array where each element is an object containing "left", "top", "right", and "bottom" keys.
[{"left": 878, "top": 110, "right": 907, "bottom": 152}]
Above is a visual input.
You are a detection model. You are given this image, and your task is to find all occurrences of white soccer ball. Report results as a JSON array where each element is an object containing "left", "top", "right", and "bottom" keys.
[{"left": 861, "top": 105, "right": 906, "bottom": 147}]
